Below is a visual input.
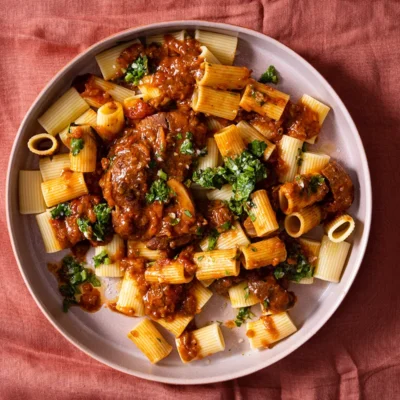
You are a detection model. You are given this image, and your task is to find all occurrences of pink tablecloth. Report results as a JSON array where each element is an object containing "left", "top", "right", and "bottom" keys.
[{"left": 1, "top": 1, "right": 400, "bottom": 398}]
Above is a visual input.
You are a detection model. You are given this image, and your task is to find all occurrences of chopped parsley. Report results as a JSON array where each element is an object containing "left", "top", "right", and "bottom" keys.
[
  {"left": 248, "top": 140, "right": 267, "bottom": 158},
  {"left": 170, "top": 217, "right": 180, "bottom": 226},
  {"left": 207, "top": 229, "right": 220, "bottom": 251},
  {"left": 50, "top": 203, "right": 71, "bottom": 219},
  {"left": 184, "top": 209, "right": 193, "bottom": 218},
  {"left": 58, "top": 255, "right": 101, "bottom": 312},
  {"left": 124, "top": 55, "right": 148, "bottom": 85},
  {"left": 234, "top": 306, "right": 255, "bottom": 327},
  {"left": 259, "top": 65, "right": 279, "bottom": 84},
  {"left": 176, "top": 133, "right": 183, "bottom": 140},
  {"left": 92, "top": 203, "right": 112, "bottom": 241},
  {"left": 146, "top": 180, "right": 170, "bottom": 203},
  {"left": 157, "top": 169, "right": 168, "bottom": 181},
  {"left": 77, "top": 204, "right": 112, "bottom": 242},
  {"left": 180, "top": 132, "right": 195, "bottom": 155},
  {"left": 263, "top": 298, "right": 270, "bottom": 310},
  {"left": 244, "top": 286, "right": 250, "bottom": 300},
  {"left": 192, "top": 167, "right": 226, "bottom": 189},
  {"left": 274, "top": 239, "right": 314, "bottom": 282},
  {"left": 93, "top": 250, "right": 111, "bottom": 268},
  {"left": 220, "top": 221, "right": 232, "bottom": 232},
  {"left": 197, "top": 256, "right": 204, "bottom": 261},
  {"left": 309, "top": 175, "right": 325, "bottom": 194},
  {"left": 251, "top": 247, "right": 257, "bottom": 252},
  {"left": 71, "top": 138, "right": 84, "bottom": 156}
]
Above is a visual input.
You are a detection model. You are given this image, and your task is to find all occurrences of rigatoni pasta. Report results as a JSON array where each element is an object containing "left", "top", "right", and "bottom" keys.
[
  {"left": 39, "top": 154, "right": 70, "bottom": 181},
  {"left": 192, "top": 86, "right": 240, "bottom": 120},
  {"left": 249, "top": 190, "right": 279, "bottom": 237},
  {"left": 197, "top": 138, "right": 220, "bottom": 170},
  {"left": 116, "top": 269, "right": 145, "bottom": 316},
  {"left": 324, "top": 214, "right": 355, "bottom": 243},
  {"left": 284, "top": 205, "right": 322, "bottom": 238},
  {"left": 69, "top": 125, "right": 97, "bottom": 173},
  {"left": 41, "top": 172, "right": 88, "bottom": 207},
  {"left": 214, "top": 125, "right": 246, "bottom": 158},
  {"left": 298, "top": 152, "right": 330, "bottom": 174},
  {"left": 19, "top": 171, "right": 46, "bottom": 214},
  {"left": 194, "top": 248, "right": 239, "bottom": 280},
  {"left": 194, "top": 30, "right": 238, "bottom": 65},
  {"left": 35, "top": 210, "right": 63, "bottom": 253},
  {"left": 246, "top": 313, "right": 297, "bottom": 349},
  {"left": 240, "top": 82, "right": 290, "bottom": 121},
  {"left": 241, "top": 237, "right": 287, "bottom": 270},
  {"left": 38, "top": 87, "right": 90, "bottom": 135},
  {"left": 229, "top": 281, "right": 260, "bottom": 308},
  {"left": 314, "top": 235, "right": 351, "bottom": 282},
  {"left": 277, "top": 135, "right": 304, "bottom": 183},
  {"left": 128, "top": 319, "right": 172, "bottom": 364},
  {"left": 197, "top": 63, "right": 250, "bottom": 90}
]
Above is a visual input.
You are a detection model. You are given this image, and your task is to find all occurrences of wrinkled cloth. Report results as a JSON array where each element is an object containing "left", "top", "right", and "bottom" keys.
[{"left": 1, "top": 0, "right": 400, "bottom": 399}]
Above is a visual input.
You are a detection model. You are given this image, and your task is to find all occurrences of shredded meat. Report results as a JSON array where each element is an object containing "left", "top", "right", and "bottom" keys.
[{"left": 206, "top": 200, "right": 234, "bottom": 233}]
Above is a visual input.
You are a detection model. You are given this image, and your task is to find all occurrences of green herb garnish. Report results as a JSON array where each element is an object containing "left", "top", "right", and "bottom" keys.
[
  {"left": 157, "top": 169, "right": 168, "bottom": 181},
  {"left": 184, "top": 209, "right": 193, "bottom": 218},
  {"left": 248, "top": 140, "right": 267, "bottom": 157},
  {"left": 259, "top": 65, "right": 279, "bottom": 84},
  {"left": 244, "top": 286, "right": 250, "bottom": 300},
  {"left": 207, "top": 229, "right": 220, "bottom": 251},
  {"left": 220, "top": 221, "right": 232, "bottom": 232},
  {"left": 92, "top": 203, "right": 112, "bottom": 241},
  {"left": 50, "top": 203, "right": 71, "bottom": 219},
  {"left": 71, "top": 138, "right": 84, "bottom": 156},
  {"left": 125, "top": 55, "right": 148, "bottom": 85},
  {"left": 180, "top": 132, "right": 195, "bottom": 155},
  {"left": 93, "top": 250, "right": 111, "bottom": 268},
  {"left": 146, "top": 180, "right": 170, "bottom": 203},
  {"left": 234, "top": 306, "right": 255, "bottom": 327}
]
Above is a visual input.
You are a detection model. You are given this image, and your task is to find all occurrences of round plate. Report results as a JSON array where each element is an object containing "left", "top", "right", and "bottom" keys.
[{"left": 6, "top": 21, "right": 372, "bottom": 384}]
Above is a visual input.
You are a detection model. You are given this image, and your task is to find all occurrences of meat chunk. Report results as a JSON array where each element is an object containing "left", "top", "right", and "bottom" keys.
[
  {"left": 321, "top": 161, "right": 354, "bottom": 213},
  {"left": 206, "top": 200, "right": 234, "bottom": 233},
  {"left": 247, "top": 270, "right": 296, "bottom": 313}
]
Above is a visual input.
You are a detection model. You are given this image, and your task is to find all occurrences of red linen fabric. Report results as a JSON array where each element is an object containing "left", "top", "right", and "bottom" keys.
[{"left": 1, "top": 0, "right": 400, "bottom": 398}]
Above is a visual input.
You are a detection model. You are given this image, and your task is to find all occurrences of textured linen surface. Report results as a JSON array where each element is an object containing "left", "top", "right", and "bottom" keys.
[{"left": 1, "top": 0, "right": 400, "bottom": 399}]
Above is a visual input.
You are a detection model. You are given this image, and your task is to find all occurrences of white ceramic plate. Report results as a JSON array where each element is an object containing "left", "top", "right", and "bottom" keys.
[{"left": 6, "top": 21, "right": 372, "bottom": 384}]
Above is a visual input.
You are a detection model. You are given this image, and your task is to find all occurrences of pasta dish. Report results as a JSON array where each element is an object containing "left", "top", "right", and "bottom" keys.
[{"left": 19, "top": 30, "right": 355, "bottom": 364}]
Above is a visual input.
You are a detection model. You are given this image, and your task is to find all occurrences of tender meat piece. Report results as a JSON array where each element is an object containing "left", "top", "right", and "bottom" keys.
[
  {"left": 206, "top": 200, "right": 234, "bottom": 233},
  {"left": 212, "top": 276, "right": 245, "bottom": 297},
  {"left": 177, "top": 330, "right": 199, "bottom": 362},
  {"left": 321, "top": 161, "right": 355, "bottom": 213},
  {"left": 143, "top": 282, "right": 197, "bottom": 321},
  {"left": 247, "top": 270, "right": 296, "bottom": 313},
  {"left": 125, "top": 99, "right": 155, "bottom": 120},
  {"left": 284, "top": 102, "right": 320, "bottom": 141},
  {"left": 247, "top": 113, "right": 284, "bottom": 143},
  {"left": 79, "top": 283, "right": 101, "bottom": 313}
]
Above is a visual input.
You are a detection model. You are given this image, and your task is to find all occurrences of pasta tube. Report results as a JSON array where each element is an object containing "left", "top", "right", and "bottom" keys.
[
  {"left": 199, "top": 221, "right": 250, "bottom": 251},
  {"left": 206, "top": 117, "right": 226, "bottom": 133},
  {"left": 41, "top": 172, "right": 88, "bottom": 207},
  {"left": 240, "top": 82, "right": 290, "bottom": 121},
  {"left": 146, "top": 30, "right": 186, "bottom": 45},
  {"left": 250, "top": 190, "right": 279, "bottom": 237},
  {"left": 241, "top": 237, "right": 286, "bottom": 270},
  {"left": 35, "top": 210, "right": 63, "bottom": 253},
  {"left": 192, "top": 86, "right": 240, "bottom": 120},
  {"left": 197, "top": 138, "right": 220, "bottom": 170},
  {"left": 197, "top": 62, "right": 250, "bottom": 90},
  {"left": 236, "top": 120, "right": 276, "bottom": 161},
  {"left": 199, "top": 46, "right": 221, "bottom": 64},
  {"left": 194, "top": 248, "right": 239, "bottom": 280},
  {"left": 298, "top": 152, "right": 330, "bottom": 175},
  {"left": 92, "top": 76, "right": 139, "bottom": 104},
  {"left": 94, "top": 234, "right": 125, "bottom": 277},
  {"left": 246, "top": 313, "right": 297, "bottom": 349},
  {"left": 229, "top": 281, "right": 260, "bottom": 308},
  {"left": 144, "top": 260, "right": 194, "bottom": 284},
  {"left": 194, "top": 30, "right": 238, "bottom": 65},
  {"left": 39, "top": 154, "right": 70, "bottom": 181},
  {"left": 19, "top": 171, "right": 46, "bottom": 214},
  {"left": 38, "top": 87, "right": 90, "bottom": 135},
  {"left": 127, "top": 240, "right": 167, "bottom": 260},
  {"left": 214, "top": 125, "right": 246, "bottom": 158},
  {"left": 206, "top": 184, "right": 233, "bottom": 202},
  {"left": 324, "top": 213, "right": 355, "bottom": 243},
  {"left": 128, "top": 319, "right": 172, "bottom": 364},
  {"left": 59, "top": 109, "right": 97, "bottom": 148},
  {"left": 176, "top": 323, "right": 225, "bottom": 363},
  {"left": 69, "top": 125, "right": 97, "bottom": 173},
  {"left": 27, "top": 133, "right": 59, "bottom": 156},
  {"left": 284, "top": 205, "right": 322, "bottom": 238},
  {"left": 96, "top": 101, "right": 125, "bottom": 140},
  {"left": 116, "top": 269, "right": 145, "bottom": 316},
  {"left": 314, "top": 235, "right": 351, "bottom": 283},
  {"left": 277, "top": 135, "right": 304, "bottom": 183},
  {"left": 95, "top": 40, "right": 140, "bottom": 80}
]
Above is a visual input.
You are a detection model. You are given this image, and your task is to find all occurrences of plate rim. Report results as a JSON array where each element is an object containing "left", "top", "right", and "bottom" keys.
[{"left": 6, "top": 20, "right": 372, "bottom": 385}]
